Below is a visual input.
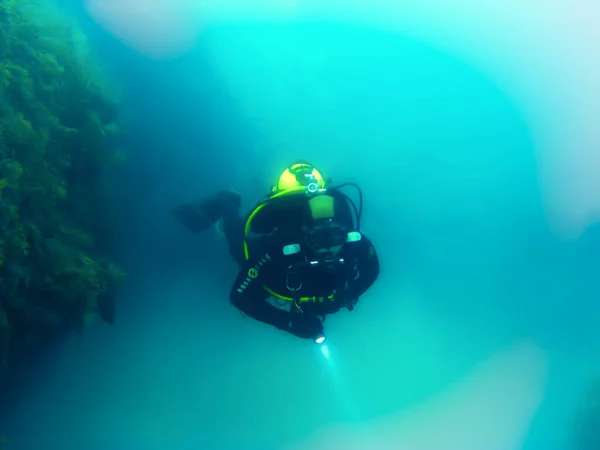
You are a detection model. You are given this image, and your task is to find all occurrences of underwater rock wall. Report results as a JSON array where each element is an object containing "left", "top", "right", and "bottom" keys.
[{"left": 0, "top": 0, "right": 125, "bottom": 385}]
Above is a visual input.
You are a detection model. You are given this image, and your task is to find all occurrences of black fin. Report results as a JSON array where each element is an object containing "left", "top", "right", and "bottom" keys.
[{"left": 97, "top": 293, "right": 115, "bottom": 325}]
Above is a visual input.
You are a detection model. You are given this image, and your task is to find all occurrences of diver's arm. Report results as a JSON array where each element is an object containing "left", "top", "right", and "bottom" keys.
[
  {"left": 229, "top": 254, "right": 291, "bottom": 330},
  {"left": 229, "top": 255, "right": 319, "bottom": 339},
  {"left": 346, "top": 235, "right": 380, "bottom": 301}
]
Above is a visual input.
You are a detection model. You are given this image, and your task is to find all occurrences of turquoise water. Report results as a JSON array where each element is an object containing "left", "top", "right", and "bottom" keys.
[{"left": 4, "top": 15, "right": 600, "bottom": 450}]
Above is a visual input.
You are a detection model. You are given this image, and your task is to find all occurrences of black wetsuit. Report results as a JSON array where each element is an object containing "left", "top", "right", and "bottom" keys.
[
  {"left": 222, "top": 191, "right": 380, "bottom": 338},
  {"left": 229, "top": 232, "right": 380, "bottom": 337}
]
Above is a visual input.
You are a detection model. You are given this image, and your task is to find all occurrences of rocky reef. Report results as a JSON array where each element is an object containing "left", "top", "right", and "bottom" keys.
[{"left": 0, "top": 0, "right": 125, "bottom": 383}]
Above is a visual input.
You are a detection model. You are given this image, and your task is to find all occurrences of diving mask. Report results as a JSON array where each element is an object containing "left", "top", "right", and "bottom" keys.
[{"left": 305, "top": 219, "right": 346, "bottom": 259}]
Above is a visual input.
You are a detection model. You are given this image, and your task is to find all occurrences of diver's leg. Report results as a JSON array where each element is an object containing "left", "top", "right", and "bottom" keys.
[
  {"left": 172, "top": 190, "right": 241, "bottom": 234},
  {"left": 172, "top": 189, "right": 248, "bottom": 264},
  {"left": 221, "top": 207, "right": 247, "bottom": 266}
]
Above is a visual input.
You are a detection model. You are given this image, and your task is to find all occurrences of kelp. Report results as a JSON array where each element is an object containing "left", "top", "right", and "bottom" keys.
[{"left": 0, "top": 0, "right": 125, "bottom": 376}]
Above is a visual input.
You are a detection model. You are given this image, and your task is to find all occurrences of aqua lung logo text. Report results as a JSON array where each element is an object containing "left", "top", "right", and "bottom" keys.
[{"left": 237, "top": 253, "right": 271, "bottom": 293}]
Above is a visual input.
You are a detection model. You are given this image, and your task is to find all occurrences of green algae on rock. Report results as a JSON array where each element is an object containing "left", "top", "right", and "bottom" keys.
[{"left": 0, "top": 0, "right": 125, "bottom": 374}]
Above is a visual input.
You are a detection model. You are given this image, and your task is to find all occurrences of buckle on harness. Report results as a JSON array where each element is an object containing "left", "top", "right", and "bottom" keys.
[
  {"left": 286, "top": 265, "right": 303, "bottom": 314},
  {"left": 285, "top": 265, "right": 303, "bottom": 292}
]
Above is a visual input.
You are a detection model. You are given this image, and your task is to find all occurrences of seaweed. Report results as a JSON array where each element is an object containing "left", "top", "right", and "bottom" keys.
[{"left": 0, "top": 0, "right": 125, "bottom": 377}]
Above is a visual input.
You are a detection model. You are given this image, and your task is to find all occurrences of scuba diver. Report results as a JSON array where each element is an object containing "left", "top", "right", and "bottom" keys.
[{"left": 172, "top": 161, "right": 380, "bottom": 343}]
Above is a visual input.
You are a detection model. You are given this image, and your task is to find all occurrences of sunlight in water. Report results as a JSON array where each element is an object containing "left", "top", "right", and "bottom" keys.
[
  {"left": 288, "top": 342, "right": 548, "bottom": 450},
  {"left": 85, "top": 0, "right": 600, "bottom": 239}
]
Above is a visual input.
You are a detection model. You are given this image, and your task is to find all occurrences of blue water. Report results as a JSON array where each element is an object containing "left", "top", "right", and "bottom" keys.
[{"left": 2, "top": 5, "right": 600, "bottom": 450}]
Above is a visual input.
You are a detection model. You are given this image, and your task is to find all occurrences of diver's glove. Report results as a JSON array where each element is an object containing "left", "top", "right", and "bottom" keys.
[{"left": 288, "top": 313, "right": 323, "bottom": 339}]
